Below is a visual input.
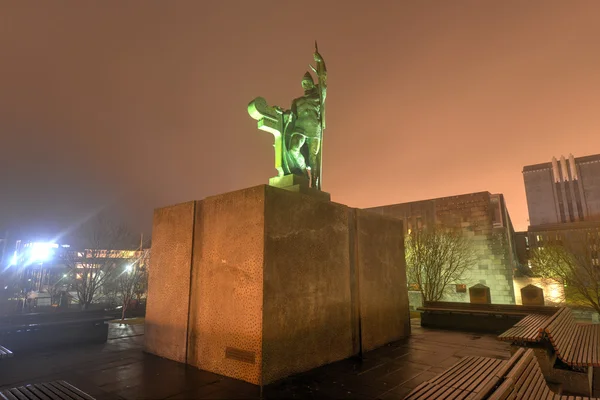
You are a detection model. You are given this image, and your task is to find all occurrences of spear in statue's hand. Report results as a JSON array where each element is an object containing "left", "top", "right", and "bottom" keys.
[{"left": 310, "top": 41, "right": 326, "bottom": 130}]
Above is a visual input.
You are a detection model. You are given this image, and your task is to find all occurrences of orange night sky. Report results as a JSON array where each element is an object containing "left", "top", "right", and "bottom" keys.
[{"left": 1, "top": 1, "right": 600, "bottom": 238}]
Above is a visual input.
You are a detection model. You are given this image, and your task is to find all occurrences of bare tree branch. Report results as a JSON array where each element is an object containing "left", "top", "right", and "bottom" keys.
[
  {"left": 405, "top": 227, "right": 477, "bottom": 302},
  {"left": 529, "top": 230, "right": 600, "bottom": 315},
  {"left": 115, "top": 248, "right": 149, "bottom": 320},
  {"left": 61, "top": 215, "right": 136, "bottom": 310}
]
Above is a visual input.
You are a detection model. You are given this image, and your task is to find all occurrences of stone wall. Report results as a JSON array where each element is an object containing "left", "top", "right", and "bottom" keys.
[
  {"left": 261, "top": 187, "right": 355, "bottom": 384},
  {"left": 355, "top": 209, "right": 410, "bottom": 352},
  {"left": 367, "top": 191, "right": 516, "bottom": 304},
  {"left": 144, "top": 201, "right": 195, "bottom": 363},
  {"left": 187, "top": 186, "right": 266, "bottom": 384}
]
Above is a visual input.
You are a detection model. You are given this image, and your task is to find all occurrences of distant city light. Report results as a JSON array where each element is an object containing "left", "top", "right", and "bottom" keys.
[
  {"left": 9, "top": 252, "right": 17, "bottom": 266},
  {"left": 125, "top": 264, "right": 133, "bottom": 273},
  {"left": 28, "top": 242, "right": 58, "bottom": 262},
  {"left": 63, "top": 274, "right": 68, "bottom": 278}
]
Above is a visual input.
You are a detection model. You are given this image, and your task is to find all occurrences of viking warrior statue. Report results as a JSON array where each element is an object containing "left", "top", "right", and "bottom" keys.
[
  {"left": 248, "top": 43, "right": 327, "bottom": 191},
  {"left": 283, "top": 47, "right": 327, "bottom": 190}
]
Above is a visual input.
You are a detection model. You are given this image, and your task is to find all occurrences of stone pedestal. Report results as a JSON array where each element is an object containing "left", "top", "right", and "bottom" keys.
[{"left": 145, "top": 185, "right": 410, "bottom": 385}]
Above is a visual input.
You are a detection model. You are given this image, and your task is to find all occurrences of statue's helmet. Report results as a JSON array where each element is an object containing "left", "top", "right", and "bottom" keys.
[{"left": 302, "top": 71, "right": 314, "bottom": 89}]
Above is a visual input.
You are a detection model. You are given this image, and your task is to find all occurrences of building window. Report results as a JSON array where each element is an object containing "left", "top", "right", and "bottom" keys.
[{"left": 456, "top": 284, "right": 467, "bottom": 293}]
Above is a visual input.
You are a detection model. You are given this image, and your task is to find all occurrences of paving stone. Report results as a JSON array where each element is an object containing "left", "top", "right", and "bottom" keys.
[{"left": 0, "top": 320, "right": 512, "bottom": 399}]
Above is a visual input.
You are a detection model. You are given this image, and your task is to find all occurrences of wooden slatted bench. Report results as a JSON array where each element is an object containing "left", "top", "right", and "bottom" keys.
[
  {"left": 0, "top": 345, "right": 12, "bottom": 359},
  {"left": 544, "top": 307, "right": 600, "bottom": 368},
  {"left": 498, "top": 311, "right": 559, "bottom": 343},
  {"left": 0, "top": 380, "right": 95, "bottom": 400},
  {"left": 488, "top": 348, "right": 599, "bottom": 400},
  {"left": 405, "top": 348, "right": 525, "bottom": 399},
  {"left": 406, "top": 348, "right": 599, "bottom": 399}
]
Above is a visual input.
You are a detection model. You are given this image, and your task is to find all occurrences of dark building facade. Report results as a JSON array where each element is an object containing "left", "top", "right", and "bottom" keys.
[
  {"left": 527, "top": 221, "right": 600, "bottom": 267},
  {"left": 523, "top": 153, "right": 600, "bottom": 266},
  {"left": 523, "top": 153, "right": 600, "bottom": 226},
  {"left": 367, "top": 192, "right": 518, "bottom": 304}
]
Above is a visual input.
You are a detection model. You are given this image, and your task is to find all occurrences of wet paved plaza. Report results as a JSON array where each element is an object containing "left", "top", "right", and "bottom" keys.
[{"left": 0, "top": 320, "right": 511, "bottom": 399}]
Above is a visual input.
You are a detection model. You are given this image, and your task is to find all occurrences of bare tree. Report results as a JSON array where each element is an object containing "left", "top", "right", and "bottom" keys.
[
  {"left": 62, "top": 216, "right": 135, "bottom": 310},
  {"left": 116, "top": 248, "right": 149, "bottom": 320},
  {"left": 529, "top": 233, "right": 600, "bottom": 315},
  {"left": 405, "top": 227, "right": 477, "bottom": 302},
  {"left": 46, "top": 275, "right": 67, "bottom": 306}
]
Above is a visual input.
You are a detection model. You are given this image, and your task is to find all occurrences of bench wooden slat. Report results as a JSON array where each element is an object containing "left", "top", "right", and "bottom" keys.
[
  {"left": 0, "top": 345, "right": 13, "bottom": 359},
  {"left": 498, "top": 312, "right": 558, "bottom": 343},
  {"left": 21, "top": 385, "right": 52, "bottom": 400},
  {"left": 6, "top": 389, "right": 28, "bottom": 400},
  {"left": 436, "top": 357, "right": 487, "bottom": 389},
  {"left": 404, "top": 381, "right": 471, "bottom": 399},
  {"left": 543, "top": 307, "right": 600, "bottom": 368},
  {"left": 36, "top": 382, "right": 85, "bottom": 400},
  {"left": 0, "top": 381, "right": 95, "bottom": 400},
  {"left": 51, "top": 381, "right": 95, "bottom": 400},
  {"left": 463, "top": 359, "right": 504, "bottom": 393},
  {"left": 406, "top": 347, "right": 600, "bottom": 400},
  {"left": 0, "top": 390, "right": 19, "bottom": 400},
  {"left": 17, "top": 386, "right": 45, "bottom": 400}
]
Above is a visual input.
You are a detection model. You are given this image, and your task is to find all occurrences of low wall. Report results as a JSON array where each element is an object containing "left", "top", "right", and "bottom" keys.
[
  {"left": 419, "top": 302, "right": 558, "bottom": 333},
  {"left": 0, "top": 316, "right": 111, "bottom": 352}
]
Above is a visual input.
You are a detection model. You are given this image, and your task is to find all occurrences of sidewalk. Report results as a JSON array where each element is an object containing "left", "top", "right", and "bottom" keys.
[{"left": 0, "top": 319, "right": 511, "bottom": 399}]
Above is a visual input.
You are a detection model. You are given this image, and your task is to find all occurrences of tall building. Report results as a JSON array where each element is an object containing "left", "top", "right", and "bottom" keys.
[
  {"left": 522, "top": 153, "right": 600, "bottom": 286},
  {"left": 523, "top": 153, "right": 600, "bottom": 226},
  {"left": 366, "top": 191, "right": 518, "bottom": 304}
]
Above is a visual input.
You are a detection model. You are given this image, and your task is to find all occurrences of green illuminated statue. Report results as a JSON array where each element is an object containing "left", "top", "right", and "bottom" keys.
[{"left": 248, "top": 42, "right": 327, "bottom": 190}]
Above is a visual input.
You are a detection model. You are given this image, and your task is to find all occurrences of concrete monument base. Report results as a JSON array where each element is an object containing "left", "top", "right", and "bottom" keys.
[{"left": 145, "top": 184, "right": 410, "bottom": 385}]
